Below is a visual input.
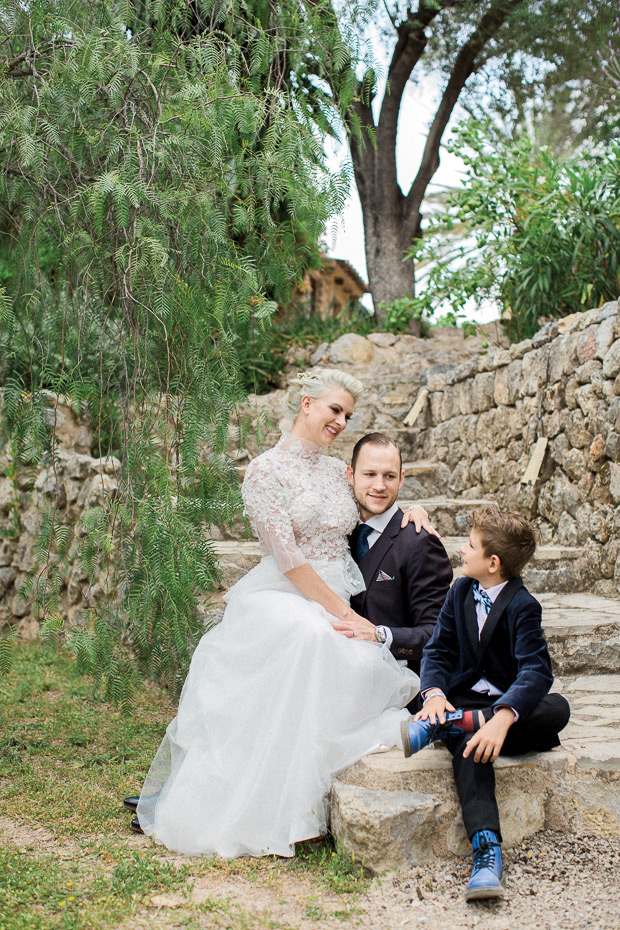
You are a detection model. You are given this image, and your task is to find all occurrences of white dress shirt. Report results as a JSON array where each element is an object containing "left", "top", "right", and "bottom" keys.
[
  {"left": 358, "top": 503, "right": 400, "bottom": 648},
  {"left": 471, "top": 579, "right": 509, "bottom": 696}
]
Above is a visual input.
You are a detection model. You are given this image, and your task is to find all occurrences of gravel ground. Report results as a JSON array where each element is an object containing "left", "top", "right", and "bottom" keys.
[{"left": 362, "top": 831, "right": 620, "bottom": 930}]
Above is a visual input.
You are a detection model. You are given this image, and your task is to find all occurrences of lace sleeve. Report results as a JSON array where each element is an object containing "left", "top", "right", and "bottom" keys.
[{"left": 242, "top": 455, "right": 307, "bottom": 573}]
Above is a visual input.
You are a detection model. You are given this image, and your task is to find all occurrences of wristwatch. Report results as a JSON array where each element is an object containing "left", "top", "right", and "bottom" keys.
[{"left": 375, "top": 625, "right": 388, "bottom": 644}]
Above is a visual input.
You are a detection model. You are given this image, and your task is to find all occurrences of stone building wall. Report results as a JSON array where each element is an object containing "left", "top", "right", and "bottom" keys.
[{"left": 404, "top": 301, "right": 620, "bottom": 597}]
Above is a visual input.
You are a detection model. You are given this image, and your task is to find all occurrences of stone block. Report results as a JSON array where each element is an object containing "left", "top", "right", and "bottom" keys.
[
  {"left": 429, "top": 392, "right": 443, "bottom": 424},
  {"left": 596, "top": 313, "right": 620, "bottom": 358},
  {"left": 471, "top": 371, "right": 495, "bottom": 412},
  {"left": 603, "top": 339, "right": 620, "bottom": 379},
  {"left": 494, "top": 361, "right": 521, "bottom": 406},
  {"left": 456, "top": 380, "right": 472, "bottom": 416},
  {"left": 564, "top": 409, "right": 593, "bottom": 449},
  {"left": 453, "top": 357, "right": 479, "bottom": 383},
  {"left": 520, "top": 349, "right": 543, "bottom": 396},
  {"left": 509, "top": 339, "right": 531, "bottom": 359},
  {"left": 577, "top": 326, "right": 598, "bottom": 364},
  {"left": 11, "top": 592, "right": 29, "bottom": 618},
  {"left": 0, "top": 540, "right": 15, "bottom": 568},
  {"left": 58, "top": 451, "right": 98, "bottom": 480},
  {"left": 608, "top": 396, "right": 620, "bottom": 432},
  {"left": 481, "top": 448, "right": 508, "bottom": 492},
  {"left": 556, "top": 512, "right": 578, "bottom": 546},
  {"left": 440, "top": 390, "right": 458, "bottom": 421},
  {"left": 0, "top": 567, "right": 16, "bottom": 592},
  {"left": 548, "top": 334, "right": 573, "bottom": 382},
  {"left": 575, "top": 359, "right": 603, "bottom": 384},
  {"left": 564, "top": 376, "right": 579, "bottom": 410},
  {"left": 605, "top": 431, "right": 620, "bottom": 461},
  {"left": 367, "top": 332, "right": 398, "bottom": 348},
  {"left": 575, "top": 383, "right": 601, "bottom": 419},
  {"left": 327, "top": 333, "right": 374, "bottom": 365},
  {"left": 481, "top": 346, "right": 510, "bottom": 371},
  {"left": 587, "top": 434, "right": 607, "bottom": 471},
  {"left": 543, "top": 410, "right": 562, "bottom": 438},
  {"left": 610, "top": 464, "right": 620, "bottom": 503},
  {"left": 330, "top": 781, "right": 442, "bottom": 872},
  {"left": 309, "top": 342, "right": 328, "bottom": 365},
  {"left": 424, "top": 371, "right": 448, "bottom": 391}
]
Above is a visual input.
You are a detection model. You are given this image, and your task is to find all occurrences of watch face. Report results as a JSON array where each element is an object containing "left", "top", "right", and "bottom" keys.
[{"left": 376, "top": 626, "right": 386, "bottom": 643}]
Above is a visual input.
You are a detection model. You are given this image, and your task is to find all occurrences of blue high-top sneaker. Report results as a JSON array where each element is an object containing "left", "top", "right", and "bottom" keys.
[
  {"left": 465, "top": 830, "right": 504, "bottom": 900},
  {"left": 400, "top": 708, "right": 484, "bottom": 757}
]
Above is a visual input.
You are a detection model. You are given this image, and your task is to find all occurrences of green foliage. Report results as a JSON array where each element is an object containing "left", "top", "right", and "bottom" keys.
[
  {"left": 0, "top": 0, "right": 351, "bottom": 696},
  {"left": 377, "top": 295, "right": 424, "bottom": 334},
  {"left": 410, "top": 121, "right": 620, "bottom": 341}
]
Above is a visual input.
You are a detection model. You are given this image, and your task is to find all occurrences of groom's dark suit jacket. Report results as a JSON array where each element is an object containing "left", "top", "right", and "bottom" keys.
[
  {"left": 420, "top": 576, "right": 554, "bottom": 719},
  {"left": 349, "top": 508, "right": 452, "bottom": 674}
]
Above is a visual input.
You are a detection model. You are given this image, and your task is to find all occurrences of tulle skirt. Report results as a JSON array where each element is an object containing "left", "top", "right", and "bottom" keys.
[{"left": 137, "top": 557, "right": 419, "bottom": 858}]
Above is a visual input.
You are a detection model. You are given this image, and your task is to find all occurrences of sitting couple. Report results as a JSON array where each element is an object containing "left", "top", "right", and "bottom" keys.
[{"left": 128, "top": 368, "right": 570, "bottom": 902}]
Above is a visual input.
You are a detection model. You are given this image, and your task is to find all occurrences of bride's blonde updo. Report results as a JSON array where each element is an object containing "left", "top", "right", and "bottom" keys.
[{"left": 284, "top": 368, "right": 363, "bottom": 422}]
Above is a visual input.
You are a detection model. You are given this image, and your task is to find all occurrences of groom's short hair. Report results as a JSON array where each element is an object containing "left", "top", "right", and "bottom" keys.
[{"left": 351, "top": 433, "right": 403, "bottom": 473}]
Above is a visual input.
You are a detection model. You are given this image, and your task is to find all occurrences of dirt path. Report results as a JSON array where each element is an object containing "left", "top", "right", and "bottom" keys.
[{"left": 3, "top": 815, "right": 619, "bottom": 929}]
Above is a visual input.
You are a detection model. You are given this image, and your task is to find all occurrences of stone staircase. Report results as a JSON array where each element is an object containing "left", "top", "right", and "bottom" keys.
[
  {"left": 327, "top": 582, "right": 620, "bottom": 874},
  {"left": 211, "top": 480, "right": 620, "bottom": 874}
]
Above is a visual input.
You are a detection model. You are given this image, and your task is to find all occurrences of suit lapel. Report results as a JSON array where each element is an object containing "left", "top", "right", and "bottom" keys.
[
  {"left": 463, "top": 582, "right": 480, "bottom": 656},
  {"left": 477, "top": 577, "right": 524, "bottom": 663},
  {"left": 357, "top": 508, "right": 402, "bottom": 599}
]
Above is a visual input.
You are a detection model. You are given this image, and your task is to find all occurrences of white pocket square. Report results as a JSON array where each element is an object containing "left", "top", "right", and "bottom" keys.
[{"left": 376, "top": 570, "right": 393, "bottom": 582}]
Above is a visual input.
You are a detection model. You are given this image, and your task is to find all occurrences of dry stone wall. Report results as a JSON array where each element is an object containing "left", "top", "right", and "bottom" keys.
[{"left": 404, "top": 301, "right": 620, "bottom": 597}]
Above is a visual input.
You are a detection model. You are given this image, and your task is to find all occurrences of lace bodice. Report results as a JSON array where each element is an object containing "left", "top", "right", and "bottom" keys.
[{"left": 242, "top": 434, "right": 359, "bottom": 573}]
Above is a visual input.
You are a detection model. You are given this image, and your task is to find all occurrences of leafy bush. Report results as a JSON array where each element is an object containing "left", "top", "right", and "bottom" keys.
[{"left": 410, "top": 121, "right": 620, "bottom": 341}]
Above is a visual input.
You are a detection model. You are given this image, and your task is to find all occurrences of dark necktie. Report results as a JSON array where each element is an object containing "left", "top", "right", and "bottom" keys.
[
  {"left": 473, "top": 583, "right": 493, "bottom": 615},
  {"left": 355, "top": 524, "right": 374, "bottom": 563}
]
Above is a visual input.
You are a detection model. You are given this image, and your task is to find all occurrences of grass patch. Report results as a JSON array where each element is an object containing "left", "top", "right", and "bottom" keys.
[{"left": 0, "top": 643, "right": 371, "bottom": 930}]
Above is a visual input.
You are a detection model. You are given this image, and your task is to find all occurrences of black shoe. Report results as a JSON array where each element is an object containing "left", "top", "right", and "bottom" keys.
[
  {"left": 123, "top": 795, "right": 139, "bottom": 812},
  {"left": 130, "top": 817, "right": 144, "bottom": 835}
]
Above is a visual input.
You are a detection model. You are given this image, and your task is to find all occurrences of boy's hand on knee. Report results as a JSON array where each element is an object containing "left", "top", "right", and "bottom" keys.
[
  {"left": 463, "top": 708, "right": 515, "bottom": 763},
  {"left": 414, "top": 694, "right": 455, "bottom": 725}
]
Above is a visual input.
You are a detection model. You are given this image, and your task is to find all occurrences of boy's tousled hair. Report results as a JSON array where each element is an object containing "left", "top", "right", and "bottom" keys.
[
  {"left": 351, "top": 432, "right": 402, "bottom": 472},
  {"left": 468, "top": 506, "right": 537, "bottom": 579}
]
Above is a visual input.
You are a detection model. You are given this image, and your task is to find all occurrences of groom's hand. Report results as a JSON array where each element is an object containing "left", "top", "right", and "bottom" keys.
[{"left": 331, "top": 614, "right": 379, "bottom": 641}]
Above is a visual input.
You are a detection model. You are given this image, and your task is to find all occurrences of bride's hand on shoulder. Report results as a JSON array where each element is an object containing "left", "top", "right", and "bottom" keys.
[
  {"left": 331, "top": 610, "right": 378, "bottom": 642},
  {"left": 400, "top": 505, "right": 440, "bottom": 537}
]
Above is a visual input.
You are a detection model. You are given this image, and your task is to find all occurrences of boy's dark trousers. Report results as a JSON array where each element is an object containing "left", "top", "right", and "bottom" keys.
[{"left": 446, "top": 690, "right": 571, "bottom": 842}]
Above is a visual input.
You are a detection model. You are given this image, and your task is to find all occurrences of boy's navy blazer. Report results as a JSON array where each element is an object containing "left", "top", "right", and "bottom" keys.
[
  {"left": 349, "top": 508, "right": 453, "bottom": 673},
  {"left": 420, "top": 575, "right": 554, "bottom": 719}
]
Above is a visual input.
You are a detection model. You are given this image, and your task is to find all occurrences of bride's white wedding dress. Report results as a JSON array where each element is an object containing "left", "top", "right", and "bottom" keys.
[{"left": 137, "top": 435, "right": 419, "bottom": 857}]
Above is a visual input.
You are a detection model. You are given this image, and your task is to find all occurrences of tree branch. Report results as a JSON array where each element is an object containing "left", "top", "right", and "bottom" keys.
[{"left": 405, "top": 0, "right": 526, "bottom": 221}]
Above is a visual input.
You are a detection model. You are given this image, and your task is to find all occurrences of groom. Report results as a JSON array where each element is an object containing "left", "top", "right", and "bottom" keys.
[{"left": 333, "top": 433, "right": 453, "bottom": 682}]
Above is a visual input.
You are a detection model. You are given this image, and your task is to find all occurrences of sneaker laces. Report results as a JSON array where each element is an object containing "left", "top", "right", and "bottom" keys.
[{"left": 472, "top": 839, "right": 500, "bottom": 873}]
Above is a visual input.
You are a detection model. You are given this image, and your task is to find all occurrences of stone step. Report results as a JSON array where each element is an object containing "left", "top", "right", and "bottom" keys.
[
  {"left": 443, "top": 537, "right": 587, "bottom": 594},
  {"left": 214, "top": 537, "right": 586, "bottom": 595},
  {"left": 538, "top": 593, "right": 620, "bottom": 677},
  {"left": 213, "top": 542, "right": 617, "bottom": 674},
  {"left": 330, "top": 673, "right": 620, "bottom": 875}
]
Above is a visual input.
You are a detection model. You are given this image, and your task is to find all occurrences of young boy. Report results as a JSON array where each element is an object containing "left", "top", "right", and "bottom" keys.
[{"left": 401, "top": 507, "right": 570, "bottom": 901}]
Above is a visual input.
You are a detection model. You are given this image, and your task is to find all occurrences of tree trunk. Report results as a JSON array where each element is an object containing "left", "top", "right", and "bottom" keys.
[
  {"left": 353, "top": 138, "right": 422, "bottom": 327},
  {"left": 363, "top": 212, "right": 418, "bottom": 322},
  {"left": 343, "top": 0, "right": 527, "bottom": 328}
]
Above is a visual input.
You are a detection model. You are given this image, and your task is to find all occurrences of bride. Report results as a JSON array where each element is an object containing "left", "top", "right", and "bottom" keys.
[{"left": 136, "top": 368, "right": 421, "bottom": 857}]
